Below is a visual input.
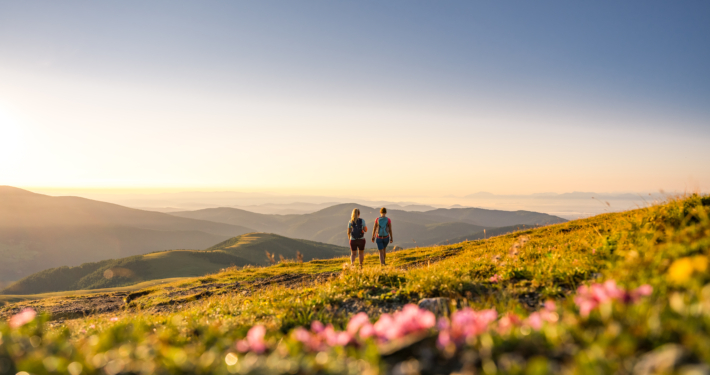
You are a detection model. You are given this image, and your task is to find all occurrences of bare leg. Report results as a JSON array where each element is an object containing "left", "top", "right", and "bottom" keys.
[
  {"left": 358, "top": 250, "right": 364, "bottom": 267},
  {"left": 379, "top": 249, "right": 386, "bottom": 266},
  {"left": 351, "top": 251, "right": 357, "bottom": 265}
]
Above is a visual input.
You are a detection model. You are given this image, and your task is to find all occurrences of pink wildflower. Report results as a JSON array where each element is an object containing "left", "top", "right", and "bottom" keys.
[
  {"left": 236, "top": 340, "right": 250, "bottom": 352},
  {"left": 437, "top": 329, "right": 452, "bottom": 348},
  {"left": 524, "top": 301, "right": 559, "bottom": 331},
  {"left": 311, "top": 321, "right": 325, "bottom": 333},
  {"left": 631, "top": 284, "right": 653, "bottom": 301},
  {"left": 592, "top": 248, "right": 596, "bottom": 255},
  {"left": 9, "top": 308, "right": 36, "bottom": 328},
  {"left": 437, "top": 308, "right": 497, "bottom": 348},
  {"left": 291, "top": 327, "right": 323, "bottom": 351},
  {"left": 371, "top": 305, "right": 436, "bottom": 341},
  {"left": 89, "top": 324, "right": 96, "bottom": 329},
  {"left": 110, "top": 317, "right": 119, "bottom": 322},
  {"left": 574, "top": 280, "right": 653, "bottom": 317},
  {"left": 359, "top": 323, "right": 375, "bottom": 339},
  {"left": 346, "top": 312, "right": 371, "bottom": 336},
  {"left": 247, "top": 325, "right": 267, "bottom": 353},
  {"left": 526, "top": 312, "right": 543, "bottom": 330},
  {"left": 489, "top": 274, "right": 501, "bottom": 283},
  {"left": 497, "top": 312, "right": 522, "bottom": 333},
  {"left": 237, "top": 325, "right": 267, "bottom": 353},
  {"left": 237, "top": 326, "right": 265, "bottom": 353}
]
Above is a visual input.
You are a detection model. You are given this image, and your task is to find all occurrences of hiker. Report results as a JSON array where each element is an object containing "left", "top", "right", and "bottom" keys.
[
  {"left": 371, "top": 207, "right": 393, "bottom": 266},
  {"left": 347, "top": 208, "right": 368, "bottom": 267}
]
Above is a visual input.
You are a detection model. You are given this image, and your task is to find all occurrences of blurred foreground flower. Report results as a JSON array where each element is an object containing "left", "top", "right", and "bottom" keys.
[
  {"left": 373, "top": 304, "right": 436, "bottom": 341},
  {"left": 9, "top": 308, "right": 36, "bottom": 328},
  {"left": 237, "top": 325, "right": 267, "bottom": 354},
  {"left": 574, "top": 280, "right": 652, "bottom": 317},
  {"left": 489, "top": 274, "right": 501, "bottom": 283},
  {"left": 525, "top": 300, "right": 559, "bottom": 330},
  {"left": 437, "top": 308, "right": 497, "bottom": 348}
]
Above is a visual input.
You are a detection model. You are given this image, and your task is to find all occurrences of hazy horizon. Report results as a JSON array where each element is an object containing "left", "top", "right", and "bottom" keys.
[
  {"left": 11, "top": 185, "right": 676, "bottom": 220},
  {"left": 2, "top": 1, "right": 709, "bottom": 197}
]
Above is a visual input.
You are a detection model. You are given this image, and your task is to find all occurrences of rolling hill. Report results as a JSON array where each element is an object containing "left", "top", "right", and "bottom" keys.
[
  {"left": 171, "top": 203, "right": 567, "bottom": 248},
  {"left": 2, "top": 233, "right": 348, "bottom": 295},
  {"left": 1, "top": 195, "right": 707, "bottom": 374},
  {"left": 205, "top": 232, "right": 349, "bottom": 265},
  {"left": 0, "top": 186, "right": 253, "bottom": 281}
]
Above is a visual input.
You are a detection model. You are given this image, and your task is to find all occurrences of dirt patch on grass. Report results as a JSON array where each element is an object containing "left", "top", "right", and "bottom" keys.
[
  {"left": 0, "top": 272, "right": 343, "bottom": 322},
  {"left": 0, "top": 248, "right": 487, "bottom": 323},
  {"left": 0, "top": 293, "right": 129, "bottom": 321}
]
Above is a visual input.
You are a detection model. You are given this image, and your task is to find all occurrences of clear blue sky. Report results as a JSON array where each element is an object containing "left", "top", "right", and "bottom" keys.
[{"left": 1, "top": 1, "right": 708, "bottom": 197}]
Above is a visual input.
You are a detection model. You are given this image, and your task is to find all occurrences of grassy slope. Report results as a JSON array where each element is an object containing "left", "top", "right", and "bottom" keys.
[
  {"left": 206, "top": 232, "right": 349, "bottom": 265},
  {"left": 442, "top": 223, "right": 544, "bottom": 245},
  {"left": 4, "top": 233, "right": 347, "bottom": 295},
  {"left": 2, "top": 250, "right": 251, "bottom": 295},
  {"left": 0, "top": 278, "right": 187, "bottom": 306},
  {"left": 0, "top": 186, "right": 253, "bottom": 282},
  {"left": 1, "top": 195, "right": 708, "bottom": 374}
]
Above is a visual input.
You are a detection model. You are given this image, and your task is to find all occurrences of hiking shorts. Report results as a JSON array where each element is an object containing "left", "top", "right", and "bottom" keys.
[
  {"left": 349, "top": 239, "right": 366, "bottom": 251},
  {"left": 376, "top": 237, "right": 390, "bottom": 251}
]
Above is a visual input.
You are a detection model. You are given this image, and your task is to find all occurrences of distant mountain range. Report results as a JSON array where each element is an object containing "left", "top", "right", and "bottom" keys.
[
  {"left": 463, "top": 191, "right": 663, "bottom": 200},
  {"left": 0, "top": 186, "right": 566, "bottom": 283},
  {"left": 2, "top": 233, "right": 347, "bottom": 295},
  {"left": 171, "top": 204, "right": 566, "bottom": 248},
  {"left": 0, "top": 186, "right": 251, "bottom": 281}
]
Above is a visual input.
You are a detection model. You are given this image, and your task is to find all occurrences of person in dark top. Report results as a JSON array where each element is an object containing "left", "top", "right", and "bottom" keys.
[{"left": 347, "top": 208, "right": 368, "bottom": 267}]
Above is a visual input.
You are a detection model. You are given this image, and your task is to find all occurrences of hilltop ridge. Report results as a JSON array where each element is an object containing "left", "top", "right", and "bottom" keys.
[
  {"left": 0, "top": 187, "right": 253, "bottom": 281},
  {"left": 2, "top": 232, "right": 347, "bottom": 295},
  {"left": 172, "top": 202, "right": 566, "bottom": 248}
]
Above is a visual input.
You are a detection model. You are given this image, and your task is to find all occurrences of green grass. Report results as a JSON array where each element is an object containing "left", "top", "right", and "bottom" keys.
[
  {"left": 1, "top": 194, "right": 708, "bottom": 374},
  {"left": 206, "top": 232, "right": 348, "bottom": 264},
  {"left": 0, "top": 278, "right": 187, "bottom": 306},
  {"left": 4, "top": 233, "right": 348, "bottom": 295}
]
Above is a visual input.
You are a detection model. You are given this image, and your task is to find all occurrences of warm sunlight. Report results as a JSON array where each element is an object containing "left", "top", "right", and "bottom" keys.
[{"left": 1, "top": 2, "right": 709, "bottom": 374}]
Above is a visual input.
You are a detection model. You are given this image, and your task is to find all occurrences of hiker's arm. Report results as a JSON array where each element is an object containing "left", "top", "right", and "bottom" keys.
[
  {"left": 363, "top": 225, "right": 368, "bottom": 233},
  {"left": 347, "top": 227, "right": 352, "bottom": 240},
  {"left": 388, "top": 221, "right": 393, "bottom": 241},
  {"left": 371, "top": 221, "right": 377, "bottom": 242}
]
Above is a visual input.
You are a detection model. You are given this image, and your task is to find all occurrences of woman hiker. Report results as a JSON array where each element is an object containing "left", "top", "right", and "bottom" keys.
[
  {"left": 347, "top": 208, "right": 368, "bottom": 267},
  {"left": 371, "top": 207, "right": 393, "bottom": 266}
]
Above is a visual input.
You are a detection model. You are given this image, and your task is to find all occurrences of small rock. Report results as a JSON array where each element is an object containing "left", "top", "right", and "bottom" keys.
[
  {"left": 392, "top": 246, "right": 403, "bottom": 251},
  {"left": 418, "top": 298, "right": 450, "bottom": 316}
]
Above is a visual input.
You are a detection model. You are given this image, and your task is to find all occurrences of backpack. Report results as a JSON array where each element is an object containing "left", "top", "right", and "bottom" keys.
[
  {"left": 351, "top": 218, "right": 364, "bottom": 239},
  {"left": 377, "top": 217, "right": 390, "bottom": 237}
]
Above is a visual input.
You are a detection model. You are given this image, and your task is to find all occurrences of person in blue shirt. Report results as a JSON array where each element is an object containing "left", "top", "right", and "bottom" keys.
[
  {"left": 347, "top": 208, "right": 368, "bottom": 267},
  {"left": 371, "top": 207, "right": 393, "bottom": 266}
]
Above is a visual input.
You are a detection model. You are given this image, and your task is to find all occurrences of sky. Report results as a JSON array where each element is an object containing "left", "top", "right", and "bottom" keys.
[{"left": 1, "top": 1, "right": 709, "bottom": 199}]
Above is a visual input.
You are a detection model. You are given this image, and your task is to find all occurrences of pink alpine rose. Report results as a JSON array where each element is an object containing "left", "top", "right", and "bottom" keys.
[{"left": 9, "top": 308, "right": 36, "bottom": 328}]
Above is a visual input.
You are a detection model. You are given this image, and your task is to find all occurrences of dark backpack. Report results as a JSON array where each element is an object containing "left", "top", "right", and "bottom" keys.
[{"left": 351, "top": 218, "right": 364, "bottom": 239}]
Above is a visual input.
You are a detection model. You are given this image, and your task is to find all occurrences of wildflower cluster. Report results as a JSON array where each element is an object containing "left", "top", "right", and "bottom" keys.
[
  {"left": 437, "top": 308, "right": 497, "bottom": 348},
  {"left": 574, "top": 280, "right": 652, "bottom": 317},
  {"left": 226, "top": 279, "right": 652, "bottom": 357},
  {"left": 291, "top": 304, "right": 436, "bottom": 352}
]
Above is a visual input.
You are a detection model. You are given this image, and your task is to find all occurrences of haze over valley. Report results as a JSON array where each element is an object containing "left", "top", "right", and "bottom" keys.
[{"left": 0, "top": 186, "right": 566, "bottom": 287}]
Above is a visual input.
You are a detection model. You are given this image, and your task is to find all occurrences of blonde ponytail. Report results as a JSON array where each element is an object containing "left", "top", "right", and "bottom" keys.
[{"left": 351, "top": 208, "right": 360, "bottom": 223}]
